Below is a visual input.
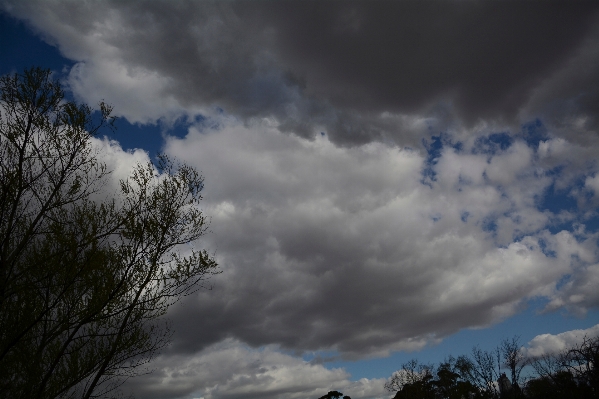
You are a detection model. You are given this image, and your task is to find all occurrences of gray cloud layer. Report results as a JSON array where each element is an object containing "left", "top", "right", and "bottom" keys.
[{"left": 5, "top": 0, "right": 599, "bottom": 145}]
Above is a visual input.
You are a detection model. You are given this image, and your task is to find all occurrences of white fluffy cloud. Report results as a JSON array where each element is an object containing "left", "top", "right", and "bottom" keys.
[
  {"left": 68, "top": 60, "right": 191, "bottom": 124},
  {"left": 91, "top": 136, "right": 152, "bottom": 181},
  {"left": 525, "top": 324, "right": 599, "bottom": 358}
]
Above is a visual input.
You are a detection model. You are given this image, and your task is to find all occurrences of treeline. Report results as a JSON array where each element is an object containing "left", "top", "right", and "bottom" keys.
[{"left": 385, "top": 335, "right": 599, "bottom": 399}]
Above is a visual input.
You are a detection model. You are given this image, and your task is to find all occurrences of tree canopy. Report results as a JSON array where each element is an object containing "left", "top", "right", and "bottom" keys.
[
  {"left": 0, "top": 67, "right": 218, "bottom": 399},
  {"left": 318, "top": 390, "right": 351, "bottom": 399}
]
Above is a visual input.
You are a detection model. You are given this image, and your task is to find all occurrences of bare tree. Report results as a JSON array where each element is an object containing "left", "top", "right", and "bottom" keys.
[
  {"left": 385, "top": 358, "right": 434, "bottom": 392},
  {"left": 500, "top": 336, "right": 527, "bottom": 393},
  {"left": 562, "top": 335, "right": 599, "bottom": 395},
  {"left": 455, "top": 347, "right": 501, "bottom": 398},
  {"left": 529, "top": 352, "right": 565, "bottom": 383},
  {"left": 526, "top": 335, "right": 599, "bottom": 398}
]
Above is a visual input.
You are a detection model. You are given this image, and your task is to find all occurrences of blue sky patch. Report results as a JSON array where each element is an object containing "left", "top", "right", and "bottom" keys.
[
  {"left": 421, "top": 134, "right": 445, "bottom": 185},
  {"left": 472, "top": 132, "right": 513, "bottom": 155},
  {"left": 0, "top": 13, "right": 74, "bottom": 76},
  {"left": 101, "top": 113, "right": 203, "bottom": 157},
  {"left": 538, "top": 182, "right": 580, "bottom": 214},
  {"left": 520, "top": 118, "right": 548, "bottom": 148}
]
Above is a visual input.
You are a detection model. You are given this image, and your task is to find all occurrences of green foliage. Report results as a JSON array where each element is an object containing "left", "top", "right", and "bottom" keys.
[{"left": 0, "top": 68, "right": 218, "bottom": 399}]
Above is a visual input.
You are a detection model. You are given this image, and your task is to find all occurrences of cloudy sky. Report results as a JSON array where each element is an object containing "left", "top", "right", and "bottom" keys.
[{"left": 2, "top": 1, "right": 599, "bottom": 398}]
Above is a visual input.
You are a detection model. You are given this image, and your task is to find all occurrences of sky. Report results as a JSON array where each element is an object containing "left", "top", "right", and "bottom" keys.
[{"left": 2, "top": 1, "right": 599, "bottom": 398}]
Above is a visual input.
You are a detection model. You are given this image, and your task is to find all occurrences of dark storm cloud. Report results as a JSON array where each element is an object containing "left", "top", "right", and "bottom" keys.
[
  {"left": 241, "top": 1, "right": 599, "bottom": 121},
  {"left": 521, "top": 19, "right": 599, "bottom": 138},
  {"left": 113, "top": 0, "right": 599, "bottom": 143},
  {"left": 6, "top": 0, "right": 599, "bottom": 145}
]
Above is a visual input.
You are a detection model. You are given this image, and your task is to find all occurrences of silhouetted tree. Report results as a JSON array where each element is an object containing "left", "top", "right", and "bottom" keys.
[
  {"left": 527, "top": 334, "right": 599, "bottom": 398},
  {"left": 564, "top": 335, "right": 599, "bottom": 396},
  {"left": 525, "top": 370, "right": 591, "bottom": 399},
  {"left": 318, "top": 390, "right": 351, "bottom": 399},
  {"left": 388, "top": 334, "right": 599, "bottom": 399},
  {"left": 455, "top": 347, "right": 501, "bottom": 398},
  {"left": 499, "top": 336, "right": 527, "bottom": 397},
  {"left": 388, "top": 357, "right": 481, "bottom": 399},
  {"left": 386, "top": 359, "right": 435, "bottom": 393},
  {"left": 0, "top": 68, "right": 218, "bottom": 399}
]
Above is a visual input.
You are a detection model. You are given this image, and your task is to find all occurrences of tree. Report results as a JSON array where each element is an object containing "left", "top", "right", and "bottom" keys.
[
  {"left": 498, "top": 336, "right": 527, "bottom": 397},
  {"left": 385, "top": 358, "right": 435, "bottom": 393},
  {"left": 392, "top": 375, "right": 436, "bottom": 399},
  {"left": 318, "top": 390, "right": 351, "bottom": 399},
  {"left": 434, "top": 359, "right": 481, "bottom": 399},
  {"left": 0, "top": 67, "right": 218, "bottom": 398},
  {"left": 525, "top": 370, "right": 590, "bottom": 399},
  {"left": 526, "top": 336, "right": 599, "bottom": 399},
  {"left": 563, "top": 334, "right": 599, "bottom": 396},
  {"left": 455, "top": 347, "right": 501, "bottom": 399},
  {"left": 387, "top": 357, "right": 481, "bottom": 399}
]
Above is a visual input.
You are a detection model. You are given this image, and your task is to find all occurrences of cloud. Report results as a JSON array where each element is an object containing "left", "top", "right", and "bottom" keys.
[
  {"left": 4, "top": 0, "right": 599, "bottom": 145},
  {"left": 155, "top": 118, "right": 599, "bottom": 358},
  {"left": 91, "top": 136, "right": 152, "bottom": 182},
  {"left": 524, "top": 324, "right": 599, "bottom": 358},
  {"left": 543, "top": 260, "right": 599, "bottom": 316},
  {"left": 120, "top": 339, "right": 389, "bottom": 399},
  {"left": 68, "top": 60, "right": 190, "bottom": 125},
  {"left": 521, "top": 19, "right": 599, "bottom": 140}
]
